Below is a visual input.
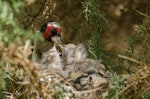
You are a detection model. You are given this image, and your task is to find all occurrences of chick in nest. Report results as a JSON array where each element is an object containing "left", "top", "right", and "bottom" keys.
[
  {"left": 61, "top": 43, "right": 109, "bottom": 90},
  {"left": 40, "top": 45, "right": 63, "bottom": 70},
  {"left": 62, "top": 43, "right": 106, "bottom": 74},
  {"left": 73, "top": 72, "right": 108, "bottom": 90},
  {"left": 62, "top": 43, "right": 87, "bottom": 66},
  {"left": 68, "top": 58, "right": 108, "bottom": 90}
]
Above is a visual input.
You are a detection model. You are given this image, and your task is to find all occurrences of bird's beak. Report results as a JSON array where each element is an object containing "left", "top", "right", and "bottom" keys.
[{"left": 51, "top": 36, "right": 64, "bottom": 51}]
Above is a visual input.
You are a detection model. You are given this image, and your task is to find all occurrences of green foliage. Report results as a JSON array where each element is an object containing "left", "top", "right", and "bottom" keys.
[
  {"left": 77, "top": 0, "right": 110, "bottom": 60},
  {"left": 87, "top": 32, "right": 104, "bottom": 60},
  {"left": 81, "top": 0, "right": 109, "bottom": 30},
  {"left": 127, "top": 17, "right": 150, "bottom": 53},
  {"left": 127, "top": 16, "right": 150, "bottom": 64},
  {"left": 0, "top": 0, "right": 42, "bottom": 46},
  {"left": 78, "top": 1, "right": 150, "bottom": 98},
  {"left": 0, "top": 0, "right": 41, "bottom": 97},
  {"left": 128, "top": 32, "right": 141, "bottom": 52},
  {"left": 0, "top": 69, "right": 6, "bottom": 91},
  {"left": 138, "top": 16, "right": 150, "bottom": 32},
  {"left": 53, "top": 91, "right": 65, "bottom": 99},
  {"left": 104, "top": 74, "right": 126, "bottom": 99}
]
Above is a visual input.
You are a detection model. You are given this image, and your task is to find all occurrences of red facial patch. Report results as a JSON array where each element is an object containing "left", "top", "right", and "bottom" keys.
[
  {"left": 56, "top": 27, "right": 61, "bottom": 35},
  {"left": 43, "top": 25, "right": 52, "bottom": 40}
]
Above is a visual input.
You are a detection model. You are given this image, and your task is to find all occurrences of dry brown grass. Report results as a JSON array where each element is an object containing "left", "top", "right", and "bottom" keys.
[
  {"left": 115, "top": 55, "right": 150, "bottom": 99},
  {"left": 1, "top": 40, "right": 107, "bottom": 99},
  {"left": 1, "top": 39, "right": 150, "bottom": 99}
]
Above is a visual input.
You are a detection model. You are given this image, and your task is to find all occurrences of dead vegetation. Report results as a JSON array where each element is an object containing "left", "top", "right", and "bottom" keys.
[
  {"left": 1, "top": 40, "right": 108, "bottom": 98},
  {"left": 1, "top": 39, "right": 150, "bottom": 98}
]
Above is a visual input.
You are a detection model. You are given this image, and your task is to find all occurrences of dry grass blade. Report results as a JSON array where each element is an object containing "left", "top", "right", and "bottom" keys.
[
  {"left": 113, "top": 55, "right": 150, "bottom": 98},
  {"left": 118, "top": 54, "right": 143, "bottom": 65},
  {"left": 74, "top": 85, "right": 107, "bottom": 94}
]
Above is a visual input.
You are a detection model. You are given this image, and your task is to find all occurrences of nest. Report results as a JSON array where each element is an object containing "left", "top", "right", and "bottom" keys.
[
  {"left": 1, "top": 40, "right": 150, "bottom": 99},
  {"left": 1, "top": 40, "right": 108, "bottom": 99},
  {"left": 39, "top": 43, "right": 109, "bottom": 98}
]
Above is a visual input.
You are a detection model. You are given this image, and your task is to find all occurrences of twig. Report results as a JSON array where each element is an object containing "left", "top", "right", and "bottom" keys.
[
  {"left": 2, "top": 91, "right": 12, "bottom": 95},
  {"left": 112, "top": 64, "right": 150, "bottom": 99},
  {"left": 118, "top": 54, "right": 143, "bottom": 65},
  {"left": 73, "top": 86, "right": 107, "bottom": 94},
  {"left": 136, "top": 84, "right": 150, "bottom": 98},
  {"left": 23, "top": 40, "right": 30, "bottom": 55},
  {"left": 16, "top": 81, "right": 30, "bottom": 85},
  {"left": 2, "top": 91, "right": 14, "bottom": 99},
  {"left": 134, "top": 9, "right": 148, "bottom": 17}
]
